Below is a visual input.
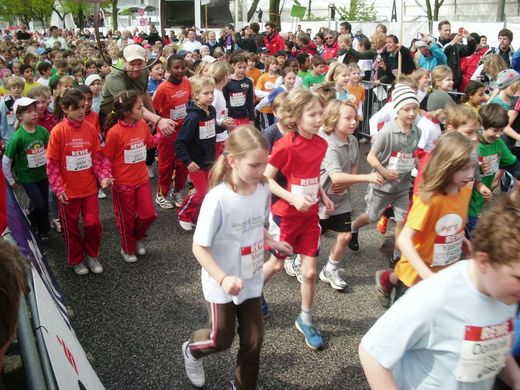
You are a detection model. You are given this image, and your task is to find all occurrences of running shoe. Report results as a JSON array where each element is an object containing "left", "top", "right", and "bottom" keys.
[
  {"left": 376, "top": 215, "right": 389, "bottom": 234},
  {"left": 295, "top": 314, "right": 324, "bottom": 350},
  {"left": 348, "top": 232, "right": 359, "bottom": 251},
  {"left": 182, "top": 341, "right": 205, "bottom": 387},
  {"left": 98, "top": 188, "right": 107, "bottom": 199},
  {"left": 86, "top": 256, "right": 104, "bottom": 274},
  {"left": 388, "top": 255, "right": 400, "bottom": 269},
  {"left": 179, "top": 219, "right": 194, "bottom": 232},
  {"left": 121, "top": 249, "right": 138, "bottom": 263},
  {"left": 319, "top": 267, "right": 347, "bottom": 290},
  {"left": 155, "top": 193, "right": 174, "bottom": 210},
  {"left": 73, "top": 262, "right": 89, "bottom": 276},
  {"left": 284, "top": 255, "right": 302, "bottom": 282},
  {"left": 375, "top": 269, "right": 393, "bottom": 308},
  {"left": 136, "top": 241, "right": 146, "bottom": 256},
  {"left": 50, "top": 218, "right": 61, "bottom": 233},
  {"left": 170, "top": 191, "right": 184, "bottom": 208}
]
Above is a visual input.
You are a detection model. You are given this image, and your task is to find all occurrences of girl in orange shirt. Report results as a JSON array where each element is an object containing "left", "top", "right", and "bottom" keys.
[
  {"left": 103, "top": 91, "right": 161, "bottom": 263},
  {"left": 346, "top": 63, "right": 366, "bottom": 119}
]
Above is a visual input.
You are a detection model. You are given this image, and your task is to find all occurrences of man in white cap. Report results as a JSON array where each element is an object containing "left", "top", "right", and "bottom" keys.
[{"left": 100, "top": 44, "right": 175, "bottom": 135}]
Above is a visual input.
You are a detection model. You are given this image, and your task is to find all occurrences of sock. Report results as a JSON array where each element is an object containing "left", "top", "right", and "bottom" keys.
[
  {"left": 325, "top": 257, "right": 340, "bottom": 272},
  {"left": 294, "top": 254, "right": 302, "bottom": 267},
  {"left": 393, "top": 249, "right": 401, "bottom": 259},
  {"left": 351, "top": 224, "right": 359, "bottom": 233},
  {"left": 184, "top": 342, "right": 196, "bottom": 360},
  {"left": 300, "top": 307, "right": 312, "bottom": 324}
]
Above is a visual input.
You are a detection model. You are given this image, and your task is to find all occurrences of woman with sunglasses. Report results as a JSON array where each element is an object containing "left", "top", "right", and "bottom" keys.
[{"left": 322, "top": 32, "right": 339, "bottom": 61}]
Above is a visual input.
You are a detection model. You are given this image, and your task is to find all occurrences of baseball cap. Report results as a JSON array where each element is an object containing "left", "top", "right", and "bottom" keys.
[
  {"left": 13, "top": 97, "right": 37, "bottom": 114},
  {"left": 257, "top": 47, "right": 269, "bottom": 54},
  {"left": 85, "top": 74, "right": 102, "bottom": 87},
  {"left": 201, "top": 55, "right": 217, "bottom": 63},
  {"left": 415, "top": 40, "right": 432, "bottom": 50},
  {"left": 123, "top": 44, "right": 147, "bottom": 62}
]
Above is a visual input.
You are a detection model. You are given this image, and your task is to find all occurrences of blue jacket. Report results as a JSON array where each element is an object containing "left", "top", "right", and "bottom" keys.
[
  {"left": 0, "top": 95, "right": 16, "bottom": 147},
  {"left": 418, "top": 44, "right": 447, "bottom": 72}
]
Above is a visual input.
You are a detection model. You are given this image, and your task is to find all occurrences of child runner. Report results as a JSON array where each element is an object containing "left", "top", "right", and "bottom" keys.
[
  {"left": 261, "top": 92, "right": 288, "bottom": 152},
  {"left": 147, "top": 61, "right": 164, "bottom": 97},
  {"left": 85, "top": 74, "right": 103, "bottom": 113},
  {"left": 324, "top": 62, "right": 354, "bottom": 102},
  {"left": 222, "top": 54, "right": 255, "bottom": 128},
  {"left": 360, "top": 194, "right": 520, "bottom": 389},
  {"left": 176, "top": 76, "right": 217, "bottom": 231},
  {"left": 262, "top": 88, "right": 334, "bottom": 350},
  {"left": 36, "top": 62, "right": 52, "bottom": 87},
  {"left": 153, "top": 55, "right": 191, "bottom": 209},
  {"left": 302, "top": 56, "right": 326, "bottom": 89},
  {"left": 2, "top": 97, "right": 50, "bottom": 241},
  {"left": 255, "top": 56, "right": 279, "bottom": 130},
  {"left": 181, "top": 126, "right": 292, "bottom": 389},
  {"left": 463, "top": 80, "right": 486, "bottom": 112},
  {"left": 244, "top": 52, "right": 262, "bottom": 86},
  {"left": 420, "top": 65, "right": 454, "bottom": 110},
  {"left": 20, "top": 64, "right": 39, "bottom": 96},
  {"left": 0, "top": 77, "right": 24, "bottom": 146},
  {"left": 318, "top": 100, "right": 383, "bottom": 290},
  {"left": 255, "top": 68, "right": 296, "bottom": 113},
  {"left": 490, "top": 69, "right": 520, "bottom": 146},
  {"left": 46, "top": 89, "right": 110, "bottom": 275},
  {"left": 346, "top": 63, "right": 366, "bottom": 114},
  {"left": 349, "top": 86, "right": 421, "bottom": 266},
  {"left": 103, "top": 91, "right": 160, "bottom": 263}
]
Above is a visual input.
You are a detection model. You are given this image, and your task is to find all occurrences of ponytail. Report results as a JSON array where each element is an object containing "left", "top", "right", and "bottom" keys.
[
  {"left": 103, "top": 90, "right": 141, "bottom": 134},
  {"left": 209, "top": 154, "right": 231, "bottom": 189}
]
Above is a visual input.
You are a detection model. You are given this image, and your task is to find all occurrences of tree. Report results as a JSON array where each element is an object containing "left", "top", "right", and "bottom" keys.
[
  {"left": 424, "top": 0, "right": 445, "bottom": 22},
  {"left": 269, "top": 0, "right": 281, "bottom": 27},
  {"left": 0, "top": 0, "right": 52, "bottom": 28},
  {"left": 247, "top": 0, "right": 261, "bottom": 21},
  {"left": 337, "top": 0, "right": 377, "bottom": 22}
]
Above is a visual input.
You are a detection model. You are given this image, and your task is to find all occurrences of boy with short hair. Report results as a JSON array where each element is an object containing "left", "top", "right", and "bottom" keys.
[
  {"left": 245, "top": 53, "right": 262, "bottom": 86},
  {"left": 20, "top": 64, "right": 39, "bottom": 96},
  {"left": 36, "top": 61, "right": 52, "bottom": 87},
  {"left": 302, "top": 56, "right": 326, "bottom": 89},
  {"left": 0, "top": 77, "right": 24, "bottom": 146},
  {"left": 359, "top": 194, "right": 520, "bottom": 390},
  {"left": 48, "top": 59, "right": 68, "bottom": 88}
]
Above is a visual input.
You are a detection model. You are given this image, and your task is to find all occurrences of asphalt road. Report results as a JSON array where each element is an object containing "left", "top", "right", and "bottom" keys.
[{"left": 42, "top": 142, "right": 391, "bottom": 390}]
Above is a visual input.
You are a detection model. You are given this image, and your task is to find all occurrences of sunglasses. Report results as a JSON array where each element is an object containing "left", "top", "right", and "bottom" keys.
[{"left": 326, "top": 37, "right": 334, "bottom": 40}]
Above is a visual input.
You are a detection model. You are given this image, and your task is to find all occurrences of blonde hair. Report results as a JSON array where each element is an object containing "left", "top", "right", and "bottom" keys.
[
  {"left": 410, "top": 68, "right": 429, "bottom": 89},
  {"left": 190, "top": 76, "right": 215, "bottom": 102},
  {"left": 6, "top": 77, "right": 25, "bottom": 90},
  {"left": 446, "top": 103, "right": 482, "bottom": 129},
  {"left": 323, "top": 100, "right": 359, "bottom": 134},
  {"left": 272, "top": 91, "right": 287, "bottom": 113},
  {"left": 394, "top": 75, "right": 419, "bottom": 91},
  {"left": 420, "top": 132, "right": 475, "bottom": 202},
  {"left": 279, "top": 89, "right": 325, "bottom": 132},
  {"left": 337, "top": 34, "right": 352, "bottom": 47},
  {"left": 263, "top": 56, "right": 277, "bottom": 68},
  {"left": 431, "top": 65, "right": 453, "bottom": 89},
  {"left": 208, "top": 61, "right": 232, "bottom": 84},
  {"left": 325, "top": 62, "right": 349, "bottom": 83},
  {"left": 371, "top": 32, "right": 387, "bottom": 49},
  {"left": 209, "top": 125, "right": 268, "bottom": 190},
  {"left": 313, "top": 83, "right": 336, "bottom": 103},
  {"left": 482, "top": 54, "right": 507, "bottom": 80}
]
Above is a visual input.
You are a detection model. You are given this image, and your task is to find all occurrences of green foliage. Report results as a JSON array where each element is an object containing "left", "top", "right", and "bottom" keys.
[
  {"left": 301, "top": 13, "right": 327, "bottom": 21},
  {"left": 0, "top": 0, "right": 53, "bottom": 26},
  {"left": 337, "top": 0, "right": 377, "bottom": 22}
]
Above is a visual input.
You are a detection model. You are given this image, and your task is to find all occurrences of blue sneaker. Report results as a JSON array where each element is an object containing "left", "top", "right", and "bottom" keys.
[
  {"left": 261, "top": 293, "right": 269, "bottom": 317},
  {"left": 295, "top": 314, "right": 324, "bottom": 350}
]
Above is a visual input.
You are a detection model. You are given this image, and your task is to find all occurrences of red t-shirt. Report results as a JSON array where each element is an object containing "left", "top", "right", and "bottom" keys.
[
  {"left": 153, "top": 78, "right": 192, "bottom": 130},
  {"left": 84, "top": 110, "right": 102, "bottom": 135},
  {"left": 103, "top": 120, "right": 154, "bottom": 186},
  {"left": 46, "top": 120, "right": 101, "bottom": 199},
  {"left": 36, "top": 110, "right": 56, "bottom": 133},
  {"left": 269, "top": 132, "right": 327, "bottom": 217}
]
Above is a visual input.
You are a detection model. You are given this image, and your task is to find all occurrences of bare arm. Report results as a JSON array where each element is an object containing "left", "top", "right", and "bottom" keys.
[
  {"left": 358, "top": 343, "right": 399, "bottom": 390},
  {"left": 498, "top": 354, "right": 520, "bottom": 390},
  {"left": 397, "top": 225, "right": 434, "bottom": 280},
  {"left": 264, "top": 163, "right": 313, "bottom": 212},
  {"left": 367, "top": 149, "right": 399, "bottom": 182}
]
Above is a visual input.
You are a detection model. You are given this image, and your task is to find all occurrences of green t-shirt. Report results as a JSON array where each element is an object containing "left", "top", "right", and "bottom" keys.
[
  {"left": 100, "top": 67, "right": 149, "bottom": 115},
  {"left": 302, "top": 72, "right": 325, "bottom": 89},
  {"left": 468, "top": 137, "right": 517, "bottom": 216},
  {"left": 5, "top": 125, "right": 49, "bottom": 183},
  {"left": 298, "top": 70, "right": 310, "bottom": 79}
]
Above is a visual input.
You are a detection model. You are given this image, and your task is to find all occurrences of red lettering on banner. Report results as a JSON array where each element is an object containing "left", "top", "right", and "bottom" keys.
[{"left": 57, "top": 335, "right": 79, "bottom": 374}]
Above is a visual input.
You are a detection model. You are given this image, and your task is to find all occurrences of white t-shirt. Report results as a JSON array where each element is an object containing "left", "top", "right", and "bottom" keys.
[
  {"left": 193, "top": 182, "right": 270, "bottom": 305},
  {"left": 213, "top": 88, "right": 228, "bottom": 143},
  {"left": 361, "top": 260, "right": 516, "bottom": 390},
  {"left": 417, "top": 116, "right": 442, "bottom": 152},
  {"left": 181, "top": 39, "right": 202, "bottom": 52}
]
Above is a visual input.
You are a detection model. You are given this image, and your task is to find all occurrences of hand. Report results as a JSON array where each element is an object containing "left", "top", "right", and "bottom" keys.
[
  {"left": 290, "top": 194, "right": 313, "bottom": 212},
  {"left": 383, "top": 168, "right": 400, "bottom": 182},
  {"left": 101, "top": 177, "right": 114, "bottom": 189},
  {"left": 331, "top": 183, "right": 349, "bottom": 194},
  {"left": 187, "top": 161, "right": 200, "bottom": 173},
  {"left": 479, "top": 184, "right": 492, "bottom": 200},
  {"left": 158, "top": 118, "right": 177, "bottom": 136},
  {"left": 58, "top": 192, "right": 69, "bottom": 204},
  {"left": 221, "top": 275, "right": 244, "bottom": 296},
  {"left": 223, "top": 117, "right": 235, "bottom": 129},
  {"left": 321, "top": 194, "right": 335, "bottom": 214},
  {"left": 451, "top": 33, "right": 462, "bottom": 46},
  {"left": 369, "top": 172, "right": 385, "bottom": 186},
  {"left": 269, "top": 240, "right": 293, "bottom": 257}
]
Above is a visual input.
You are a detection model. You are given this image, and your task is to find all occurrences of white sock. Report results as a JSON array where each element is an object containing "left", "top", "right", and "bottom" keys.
[
  {"left": 300, "top": 307, "right": 312, "bottom": 324},
  {"left": 325, "top": 257, "right": 340, "bottom": 272},
  {"left": 294, "top": 254, "right": 302, "bottom": 266}
]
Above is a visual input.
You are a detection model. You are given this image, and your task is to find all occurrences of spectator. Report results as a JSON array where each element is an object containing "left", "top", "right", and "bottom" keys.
[
  {"left": 379, "top": 34, "right": 416, "bottom": 84},
  {"left": 263, "top": 22, "right": 285, "bottom": 55},
  {"left": 181, "top": 28, "right": 202, "bottom": 52},
  {"left": 45, "top": 26, "right": 68, "bottom": 50},
  {"left": 322, "top": 31, "right": 339, "bottom": 61},
  {"left": 339, "top": 22, "right": 353, "bottom": 39},
  {"left": 483, "top": 29, "right": 514, "bottom": 67},
  {"left": 459, "top": 32, "right": 488, "bottom": 92},
  {"left": 219, "top": 23, "right": 236, "bottom": 54},
  {"left": 415, "top": 38, "right": 447, "bottom": 72},
  {"left": 236, "top": 25, "right": 258, "bottom": 53}
]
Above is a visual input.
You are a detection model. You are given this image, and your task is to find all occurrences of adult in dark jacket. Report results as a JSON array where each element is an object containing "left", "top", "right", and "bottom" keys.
[
  {"left": 379, "top": 35, "right": 416, "bottom": 84},
  {"left": 236, "top": 25, "right": 258, "bottom": 53}
]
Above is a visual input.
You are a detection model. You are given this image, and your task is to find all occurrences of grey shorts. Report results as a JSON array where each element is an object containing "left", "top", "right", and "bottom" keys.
[{"left": 365, "top": 187, "right": 410, "bottom": 223}]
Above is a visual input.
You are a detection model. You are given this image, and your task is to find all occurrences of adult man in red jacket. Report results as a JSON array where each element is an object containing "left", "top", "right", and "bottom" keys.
[{"left": 264, "top": 21, "right": 286, "bottom": 55}]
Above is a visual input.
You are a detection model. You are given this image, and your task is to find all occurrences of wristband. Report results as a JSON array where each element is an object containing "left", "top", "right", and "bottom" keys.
[
  {"left": 219, "top": 275, "right": 227, "bottom": 286},
  {"left": 155, "top": 116, "right": 162, "bottom": 127}
]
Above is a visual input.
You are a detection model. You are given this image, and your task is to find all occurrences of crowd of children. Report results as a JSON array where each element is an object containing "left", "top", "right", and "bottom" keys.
[{"left": 2, "top": 24, "right": 520, "bottom": 390}]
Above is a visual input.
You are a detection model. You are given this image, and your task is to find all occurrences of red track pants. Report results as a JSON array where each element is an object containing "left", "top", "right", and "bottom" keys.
[
  {"left": 157, "top": 133, "right": 188, "bottom": 196},
  {"left": 177, "top": 169, "right": 209, "bottom": 224}
]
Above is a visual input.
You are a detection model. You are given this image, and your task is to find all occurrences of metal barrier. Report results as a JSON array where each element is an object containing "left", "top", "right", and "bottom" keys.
[{"left": 360, "top": 81, "right": 392, "bottom": 137}]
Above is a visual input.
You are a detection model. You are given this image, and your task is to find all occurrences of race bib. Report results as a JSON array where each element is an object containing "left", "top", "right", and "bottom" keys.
[
  {"left": 479, "top": 154, "right": 499, "bottom": 177},
  {"left": 431, "top": 214, "right": 464, "bottom": 267},
  {"left": 65, "top": 150, "right": 92, "bottom": 171},
  {"left": 290, "top": 176, "right": 319, "bottom": 202},
  {"left": 170, "top": 104, "right": 187, "bottom": 120},
  {"left": 387, "top": 151, "right": 416, "bottom": 173},
  {"left": 230, "top": 92, "right": 246, "bottom": 107},
  {"left": 124, "top": 144, "right": 146, "bottom": 164},
  {"left": 26, "top": 147, "right": 46, "bottom": 168},
  {"left": 6, "top": 112, "right": 15, "bottom": 125},
  {"left": 241, "top": 241, "right": 264, "bottom": 279},
  {"left": 199, "top": 119, "right": 216, "bottom": 140},
  {"left": 453, "top": 319, "right": 513, "bottom": 383}
]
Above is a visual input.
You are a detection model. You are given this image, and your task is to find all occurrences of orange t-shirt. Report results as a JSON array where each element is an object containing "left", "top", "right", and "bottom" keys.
[
  {"left": 246, "top": 67, "right": 262, "bottom": 86},
  {"left": 152, "top": 78, "right": 192, "bottom": 128},
  {"left": 46, "top": 120, "right": 101, "bottom": 199},
  {"left": 102, "top": 119, "right": 154, "bottom": 186},
  {"left": 256, "top": 73, "right": 278, "bottom": 114},
  {"left": 346, "top": 84, "right": 365, "bottom": 105},
  {"left": 84, "top": 110, "right": 102, "bottom": 135}
]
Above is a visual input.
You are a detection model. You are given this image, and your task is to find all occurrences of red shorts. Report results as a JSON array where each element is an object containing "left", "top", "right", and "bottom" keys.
[
  {"left": 232, "top": 117, "right": 250, "bottom": 129},
  {"left": 270, "top": 214, "right": 320, "bottom": 257}
]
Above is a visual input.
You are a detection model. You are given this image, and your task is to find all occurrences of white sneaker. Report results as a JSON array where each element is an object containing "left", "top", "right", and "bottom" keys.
[
  {"left": 73, "top": 262, "right": 89, "bottom": 275},
  {"left": 98, "top": 188, "right": 107, "bottom": 199},
  {"left": 182, "top": 341, "right": 205, "bottom": 387},
  {"left": 319, "top": 267, "right": 347, "bottom": 290},
  {"left": 147, "top": 165, "right": 155, "bottom": 178},
  {"left": 179, "top": 220, "right": 193, "bottom": 231},
  {"left": 171, "top": 191, "right": 184, "bottom": 208},
  {"left": 120, "top": 249, "right": 138, "bottom": 263},
  {"left": 136, "top": 241, "right": 146, "bottom": 256},
  {"left": 50, "top": 218, "right": 61, "bottom": 233},
  {"left": 155, "top": 193, "right": 174, "bottom": 209},
  {"left": 86, "top": 256, "right": 104, "bottom": 274},
  {"left": 285, "top": 255, "right": 302, "bottom": 283}
]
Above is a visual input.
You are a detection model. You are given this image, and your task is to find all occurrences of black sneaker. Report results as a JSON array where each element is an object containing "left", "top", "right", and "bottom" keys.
[
  {"left": 261, "top": 293, "right": 269, "bottom": 317},
  {"left": 388, "top": 255, "right": 400, "bottom": 268},
  {"left": 348, "top": 232, "right": 359, "bottom": 251}
]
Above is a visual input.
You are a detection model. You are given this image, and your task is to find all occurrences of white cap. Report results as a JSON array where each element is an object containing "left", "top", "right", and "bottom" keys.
[
  {"left": 201, "top": 55, "right": 217, "bottom": 63},
  {"left": 13, "top": 97, "right": 37, "bottom": 114},
  {"left": 85, "top": 74, "right": 102, "bottom": 87},
  {"left": 123, "top": 44, "right": 147, "bottom": 62}
]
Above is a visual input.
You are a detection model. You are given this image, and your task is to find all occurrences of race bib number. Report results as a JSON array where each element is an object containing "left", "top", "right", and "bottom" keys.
[
  {"left": 65, "top": 151, "right": 92, "bottom": 171},
  {"left": 124, "top": 144, "right": 146, "bottom": 164},
  {"left": 6, "top": 112, "right": 15, "bottom": 125},
  {"left": 170, "top": 104, "right": 187, "bottom": 120},
  {"left": 230, "top": 92, "right": 246, "bottom": 107},
  {"left": 479, "top": 154, "right": 499, "bottom": 177},
  {"left": 387, "top": 151, "right": 416, "bottom": 173},
  {"left": 290, "top": 176, "right": 319, "bottom": 202},
  {"left": 199, "top": 119, "right": 216, "bottom": 140},
  {"left": 431, "top": 214, "right": 464, "bottom": 267},
  {"left": 453, "top": 319, "right": 513, "bottom": 383},
  {"left": 241, "top": 241, "right": 264, "bottom": 279},
  {"left": 26, "top": 147, "right": 46, "bottom": 168}
]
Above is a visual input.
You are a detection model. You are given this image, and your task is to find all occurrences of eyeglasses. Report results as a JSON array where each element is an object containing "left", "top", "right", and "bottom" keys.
[{"left": 326, "top": 37, "right": 334, "bottom": 40}]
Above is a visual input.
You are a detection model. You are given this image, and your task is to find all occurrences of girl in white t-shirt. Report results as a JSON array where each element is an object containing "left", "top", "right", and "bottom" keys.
[{"left": 181, "top": 126, "right": 292, "bottom": 389}]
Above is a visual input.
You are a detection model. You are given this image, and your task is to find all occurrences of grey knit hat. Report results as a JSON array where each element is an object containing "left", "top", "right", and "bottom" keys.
[
  {"left": 496, "top": 69, "right": 520, "bottom": 90},
  {"left": 427, "top": 90, "right": 455, "bottom": 111}
]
